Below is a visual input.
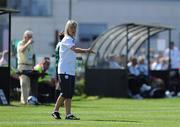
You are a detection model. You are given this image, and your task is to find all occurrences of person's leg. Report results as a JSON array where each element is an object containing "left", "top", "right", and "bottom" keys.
[
  {"left": 19, "top": 75, "right": 25, "bottom": 104},
  {"left": 53, "top": 95, "right": 65, "bottom": 112},
  {"left": 53, "top": 74, "right": 67, "bottom": 112},
  {"left": 52, "top": 74, "right": 79, "bottom": 120},
  {"left": 52, "top": 74, "right": 66, "bottom": 119},
  {"left": 19, "top": 75, "right": 30, "bottom": 104},
  {"left": 52, "top": 93, "right": 65, "bottom": 119},
  {"left": 64, "top": 98, "right": 71, "bottom": 115},
  {"left": 55, "top": 89, "right": 61, "bottom": 101},
  {"left": 128, "top": 76, "right": 140, "bottom": 95},
  {"left": 64, "top": 97, "right": 80, "bottom": 120},
  {"left": 64, "top": 75, "right": 79, "bottom": 120},
  {"left": 29, "top": 78, "right": 38, "bottom": 98},
  {"left": 55, "top": 80, "right": 61, "bottom": 101},
  {"left": 64, "top": 75, "right": 74, "bottom": 116}
]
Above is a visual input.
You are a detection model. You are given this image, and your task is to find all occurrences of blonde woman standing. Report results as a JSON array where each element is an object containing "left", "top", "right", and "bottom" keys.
[{"left": 52, "top": 20, "right": 94, "bottom": 120}]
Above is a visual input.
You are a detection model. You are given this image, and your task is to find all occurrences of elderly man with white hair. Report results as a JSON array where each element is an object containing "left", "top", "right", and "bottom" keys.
[{"left": 17, "top": 30, "right": 34, "bottom": 104}]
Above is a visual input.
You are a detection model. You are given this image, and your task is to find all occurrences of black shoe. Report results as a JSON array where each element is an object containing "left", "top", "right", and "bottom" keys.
[
  {"left": 65, "top": 114, "right": 80, "bottom": 120},
  {"left": 52, "top": 112, "right": 61, "bottom": 119}
]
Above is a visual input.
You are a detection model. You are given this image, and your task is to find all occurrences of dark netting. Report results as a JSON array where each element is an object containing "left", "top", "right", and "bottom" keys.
[{"left": 86, "top": 23, "right": 173, "bottom": 68}]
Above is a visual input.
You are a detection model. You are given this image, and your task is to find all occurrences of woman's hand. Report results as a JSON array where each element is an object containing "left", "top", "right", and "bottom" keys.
[{"left": 87, "top": 48, "right": 95, "bottom": 54}]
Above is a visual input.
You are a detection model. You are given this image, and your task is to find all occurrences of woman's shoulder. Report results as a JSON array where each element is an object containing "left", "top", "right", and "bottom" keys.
[
  {"left": 61, "top": 36, "right": 74, "bottom": 46},
  {"left": 63, "top": 35, "right": 73, "bottom": 41}
]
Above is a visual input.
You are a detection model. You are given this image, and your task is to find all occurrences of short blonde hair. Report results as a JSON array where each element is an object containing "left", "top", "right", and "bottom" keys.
[
  {"left": 64, "top": 20, "right": 77, "bottom": 37},
  {"left": 24, "top": 30, "right": 33, "bottom": 38}
]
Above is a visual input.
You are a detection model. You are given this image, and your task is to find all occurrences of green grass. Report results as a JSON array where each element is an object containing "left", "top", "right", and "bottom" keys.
[{"left": 0, "top": 97, "right": 180, "bottom": 127}]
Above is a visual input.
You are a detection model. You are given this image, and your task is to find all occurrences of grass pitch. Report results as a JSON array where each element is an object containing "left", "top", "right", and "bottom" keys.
[{"left": 0, "top": 97, "right": 180, "bottom": 127}]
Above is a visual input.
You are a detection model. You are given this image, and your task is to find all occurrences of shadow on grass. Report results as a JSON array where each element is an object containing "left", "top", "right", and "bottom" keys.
[
  {"left": 87, "top": 119, "right": 140, "bottom": 123},
  {"left": 73, "top": 96, "right": 103, "bottom": 102},
  {"left": 9, "top": 102, "right": 53, "bottom": 107}
]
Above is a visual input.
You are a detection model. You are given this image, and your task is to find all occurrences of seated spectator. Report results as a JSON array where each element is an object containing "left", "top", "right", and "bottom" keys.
[
  {"left": 128, "top": 57, "right": 139, "bottom": 75},
  {"left": 108, "top": 55, "right": 123, "bottom": 69},
  {"left": 151, "top": 56, "right": 168, "bottom": 70},
  {"left": 149, "top": 77, "right": 166, "bottom": 98},
  {"left": 137, "top": 56, "right": 148, "bottom": 76},
  {"left": 160, "top": 57, "right": 169, "bottom": 70},
  {"left": 128, "top": 57, "right": 143, "bottom": 99},
  {"left": 34, "top": 57, "right": 57, "bottom": 103},
  {"left": 128, "top": 57, "right": 151, "bottom": 99},
  {"left": 119, "top": 54, "right": 126, "bottom": 68},
  {"left": 0, "top": 50, "right": 8, "bottom": 67}
]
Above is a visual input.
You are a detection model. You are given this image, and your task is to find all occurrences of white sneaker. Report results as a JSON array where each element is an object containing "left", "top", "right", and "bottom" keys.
[
  {"left": 132, "top": 94, "right": 143, "bottom": 99},
  {"left": 140, "top": 84, "right": 151, "bottom": 92},
  {"left": 177, "top": 92, "right": 180, "bottom": 97},
  {"left": 165, "top": 90, "right": 172, "bottom": 98}
]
